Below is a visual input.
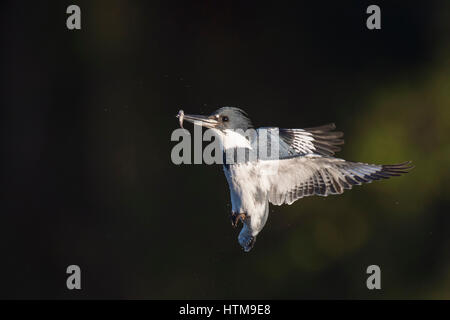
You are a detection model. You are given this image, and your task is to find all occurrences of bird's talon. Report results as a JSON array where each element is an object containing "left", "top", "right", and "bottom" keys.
[{"left": 230, "top": 212, "right": 246, "bottom": 228}]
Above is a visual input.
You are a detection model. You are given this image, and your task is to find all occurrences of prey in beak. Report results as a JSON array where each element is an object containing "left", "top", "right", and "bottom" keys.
[{"left": 176, "top": 109, "right": 219, "bottom": 129}]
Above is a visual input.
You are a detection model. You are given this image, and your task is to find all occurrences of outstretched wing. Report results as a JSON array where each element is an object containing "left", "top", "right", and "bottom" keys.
[
  {"left": 279, "top": 123, "right": 344, "bottom": 157},
  {"left": 266, "top": 157, "right": 413, "bottom": 206},
  {"left": 254, "top": 123, "right": 344, "bottom": 160}
]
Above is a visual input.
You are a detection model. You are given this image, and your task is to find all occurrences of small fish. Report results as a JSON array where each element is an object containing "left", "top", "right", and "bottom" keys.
[{"left": 176, "top": 109, "right": 184, "bottom": 128}]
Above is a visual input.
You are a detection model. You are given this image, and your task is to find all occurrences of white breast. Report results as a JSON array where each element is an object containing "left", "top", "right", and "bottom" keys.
[
  {"left": 214, "top": 129, "right": 253, "bottom": 150},
  {"left": 223, "top": 161, "right": 271, "bottom": 235}
]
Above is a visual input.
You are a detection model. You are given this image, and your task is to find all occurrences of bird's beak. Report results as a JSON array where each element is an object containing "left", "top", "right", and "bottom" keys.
[{"left": 178, "top": 111, "right": 219, "bottom": 129}]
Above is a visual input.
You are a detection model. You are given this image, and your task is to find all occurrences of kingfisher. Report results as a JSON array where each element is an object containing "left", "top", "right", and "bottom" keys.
[{"left": 177, "top": 107, "right": 413, "bottom": 252}]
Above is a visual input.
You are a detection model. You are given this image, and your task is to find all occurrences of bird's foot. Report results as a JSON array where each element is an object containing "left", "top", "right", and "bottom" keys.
[
  {"left": 230, "top": 212, "right": 246, "bottom": 228},
  {"left": 244, "top": 236, "right": 256, "bottom": 252}
]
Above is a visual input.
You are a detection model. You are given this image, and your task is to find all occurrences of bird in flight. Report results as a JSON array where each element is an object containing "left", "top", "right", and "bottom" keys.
[{"left": 177, "top": 107, "right": 413, "bottom": 252}]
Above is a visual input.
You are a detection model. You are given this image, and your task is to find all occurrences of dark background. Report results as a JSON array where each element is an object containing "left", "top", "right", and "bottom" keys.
[{"left": 2, "top": 0, "right": 449, "bottom": 299}]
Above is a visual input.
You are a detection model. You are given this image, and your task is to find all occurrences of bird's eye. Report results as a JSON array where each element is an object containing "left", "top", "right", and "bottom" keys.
[{"left": 222, "top": 116, "right": 229, "bottom": 122}]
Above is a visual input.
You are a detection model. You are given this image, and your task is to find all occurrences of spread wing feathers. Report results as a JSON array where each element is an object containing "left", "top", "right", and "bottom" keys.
[
  {"left": 279, "top": 123, "right": 344, "bottom": 157},
  {"left": 267, "top": 157, "right": 413, "bottom": 206}
]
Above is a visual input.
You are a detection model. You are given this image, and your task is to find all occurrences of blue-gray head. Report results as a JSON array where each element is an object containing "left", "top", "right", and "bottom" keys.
[{"left": 178, "top": 107, "right": 253, "bottom": 131}]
